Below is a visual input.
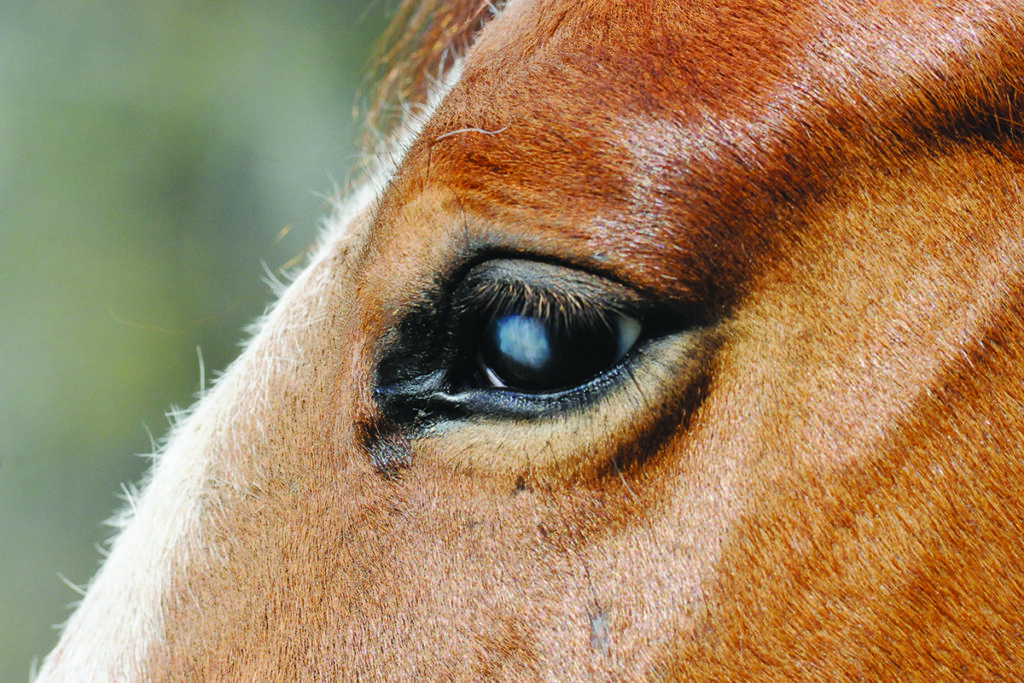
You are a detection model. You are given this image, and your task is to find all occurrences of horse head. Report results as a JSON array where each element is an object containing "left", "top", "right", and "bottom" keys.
[{"left": 39, "top": 0, "right": 1024, "bottom": 678}]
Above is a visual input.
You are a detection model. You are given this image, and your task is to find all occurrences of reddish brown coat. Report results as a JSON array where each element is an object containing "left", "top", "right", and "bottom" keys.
[{"left": 40, "top": 0, "right": 1024, "bottom": 679}]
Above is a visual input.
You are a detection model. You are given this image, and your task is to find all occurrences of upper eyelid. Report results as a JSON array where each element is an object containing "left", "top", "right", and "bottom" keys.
[
  {"left": 458, "top": 282, "right": 633, "bottom": 326},
  {"left": 449, "top": 259, "right": 648, "bottom": 324}
]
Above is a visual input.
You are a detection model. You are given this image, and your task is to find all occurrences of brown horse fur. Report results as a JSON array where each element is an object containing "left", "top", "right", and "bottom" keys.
[{"left": 39, "top": 0, "right": 1024, "bottom": 679}]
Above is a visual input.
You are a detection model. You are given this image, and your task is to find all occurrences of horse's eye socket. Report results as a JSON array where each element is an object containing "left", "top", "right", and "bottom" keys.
[{"left": 472, "top": 308, "right": 641, "bottom": 392}]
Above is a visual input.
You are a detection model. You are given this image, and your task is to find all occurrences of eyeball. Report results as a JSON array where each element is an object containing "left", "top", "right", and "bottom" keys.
[{"left": 476, "top": 308, "right": 641, "bottom": 392}]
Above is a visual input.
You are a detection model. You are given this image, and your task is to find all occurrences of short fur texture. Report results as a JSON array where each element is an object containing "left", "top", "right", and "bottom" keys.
[{"left": 38, "top": 1, "right": 1024, "bottom": 679}]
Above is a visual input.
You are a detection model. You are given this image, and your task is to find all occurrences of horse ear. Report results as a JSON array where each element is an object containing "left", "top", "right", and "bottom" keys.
[{"left": 366, "top": 0, "right": 500, "bottom": 141}]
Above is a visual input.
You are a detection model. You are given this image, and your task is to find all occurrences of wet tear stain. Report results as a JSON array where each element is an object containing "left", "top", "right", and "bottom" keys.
[{"left": 589, "top": 608, "right": 612, "bottom": 656}]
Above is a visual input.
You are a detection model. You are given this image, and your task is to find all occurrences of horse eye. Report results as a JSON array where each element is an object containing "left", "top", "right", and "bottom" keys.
[{"left": 472, "top": 308, "right": 642, "bottom": 392}]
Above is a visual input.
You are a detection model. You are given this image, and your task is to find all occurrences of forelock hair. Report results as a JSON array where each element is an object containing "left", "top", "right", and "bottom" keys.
[{"left": 367, "top": 0, "right": 504, "bottom": 141}]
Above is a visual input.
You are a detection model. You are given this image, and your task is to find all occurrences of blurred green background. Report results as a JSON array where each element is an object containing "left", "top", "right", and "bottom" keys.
[{"left": 1, "top": 0, "right": 390, "bottom": 676}]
